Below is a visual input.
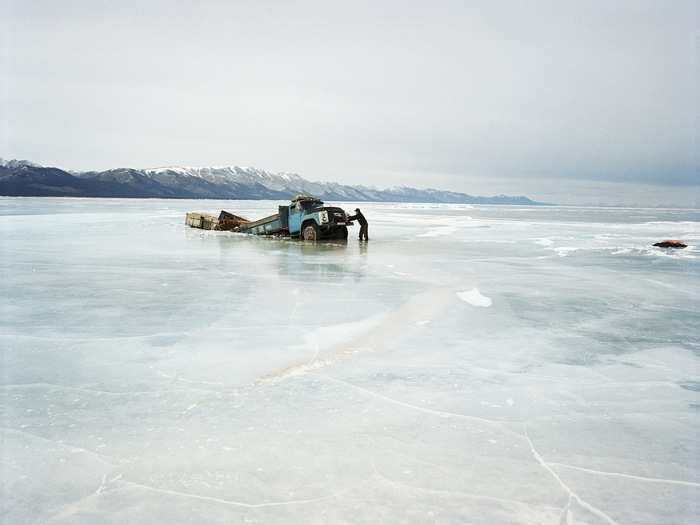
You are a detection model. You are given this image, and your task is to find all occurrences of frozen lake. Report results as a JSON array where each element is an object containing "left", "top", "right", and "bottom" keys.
[{"left": 1, "top": 198, "right": 699, "bottom": 524}]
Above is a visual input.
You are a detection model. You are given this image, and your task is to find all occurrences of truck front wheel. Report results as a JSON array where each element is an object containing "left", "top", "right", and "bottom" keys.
[{"left": 301, "top": 222, "right": 319, "bottom": 241}]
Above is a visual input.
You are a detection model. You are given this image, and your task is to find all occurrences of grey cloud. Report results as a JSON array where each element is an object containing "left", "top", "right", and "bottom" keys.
[{"left": 2, "top": 0, "right": 697, "bottom": 204}]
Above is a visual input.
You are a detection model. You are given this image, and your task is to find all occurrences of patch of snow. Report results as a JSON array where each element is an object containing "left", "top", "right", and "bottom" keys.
[
  {"left": 456, "top": 288, "right": 492, "bottom": 307},
  {"left": 553, "top": 247, "right": 578, "bottom": 257}
]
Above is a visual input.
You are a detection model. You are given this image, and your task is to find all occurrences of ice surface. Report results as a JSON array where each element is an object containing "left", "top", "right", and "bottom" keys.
[{"left": 1, "top": 198, "right": 699, "bottom": 524}]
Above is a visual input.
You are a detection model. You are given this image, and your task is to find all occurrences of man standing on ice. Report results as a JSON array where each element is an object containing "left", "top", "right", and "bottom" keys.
[{"left": 348, "top": 208, "right": 368, "bottom": 241}]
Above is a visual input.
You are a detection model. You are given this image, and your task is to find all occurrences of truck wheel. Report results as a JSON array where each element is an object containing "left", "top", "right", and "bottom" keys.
[{"left": 301, "top": 222, "right": 319, "bottom": 241}]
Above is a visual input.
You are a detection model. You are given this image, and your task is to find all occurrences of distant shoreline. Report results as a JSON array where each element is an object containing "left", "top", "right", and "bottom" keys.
[{"left": 5, "top": 195, "right": 700, "bottom": 211}]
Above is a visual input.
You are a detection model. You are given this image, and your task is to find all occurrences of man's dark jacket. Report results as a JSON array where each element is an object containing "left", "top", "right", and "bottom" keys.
[{"left": 349, "top": 210, "right": 367, "bottom": 226}]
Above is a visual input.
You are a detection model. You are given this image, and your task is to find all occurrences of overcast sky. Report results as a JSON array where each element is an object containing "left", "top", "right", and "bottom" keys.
[{"left": 2, "top": 0, "right": 697, "bottom": 205}]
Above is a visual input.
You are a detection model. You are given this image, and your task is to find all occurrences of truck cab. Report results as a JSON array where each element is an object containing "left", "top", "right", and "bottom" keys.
[{"left": 287, "top": 195, "right": 349, "bottom": 240}]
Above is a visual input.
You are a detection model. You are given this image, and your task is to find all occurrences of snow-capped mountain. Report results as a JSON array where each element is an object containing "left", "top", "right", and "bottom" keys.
[
  {"left": 0, "top": 158, "right": 41, "bottom": 169},
  {"left": 0, "top": 160, "right": 541, "bottom": 204}
]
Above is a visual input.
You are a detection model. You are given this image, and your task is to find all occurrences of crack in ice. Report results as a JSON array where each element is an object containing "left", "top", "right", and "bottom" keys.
[
  {"left": 156, "top": 370, "right": 224, "bottom": 387},
  {"left": 119, "top": 479, "right": 355, "bottom": 508},
  {"left": 548, "top": 462, "right": 700, "bottom": 488},
  {"left": 47, "top": 474, "right": 122, "bottom": 522},
  {"left": 1, "top": 427, "right": 118, "bottom": 466},
  {"left": 559, "top": 495, "right": 573, "bottom": 525},
  {"left": 371, "top": 459, "right": 562, "bottom": 514},
  {"left": 524, "top": 426, "right": 620, "bottom": 525},
  {"left": 315, "top": 376, "right": 622, "bottom": 525},
  {"left": 95, "top": 474, "right": 108, "bottom": 496},
  {"left": 317, "top": 374, "right": 520, "bottom": 434}
]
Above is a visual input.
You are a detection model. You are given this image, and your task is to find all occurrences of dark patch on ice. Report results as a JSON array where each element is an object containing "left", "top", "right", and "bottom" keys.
[
  {"left": 679, "top": 381, "right": 700, "bottom": 392},
  {"left": 617, "top": 360, "right": 643, "bottom": 368},
  {"left": 374, "top": 372, "right": 405, "bottom": 383}
]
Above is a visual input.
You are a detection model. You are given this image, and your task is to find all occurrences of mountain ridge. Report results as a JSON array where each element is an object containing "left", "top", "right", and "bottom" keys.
[{"left": 0, "top": 159, "right": 544, "bottom": 205}]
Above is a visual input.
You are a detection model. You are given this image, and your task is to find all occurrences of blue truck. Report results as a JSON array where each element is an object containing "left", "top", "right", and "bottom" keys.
[{"left": 186, "top": 195, "right": 351, "bottom": 240}]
